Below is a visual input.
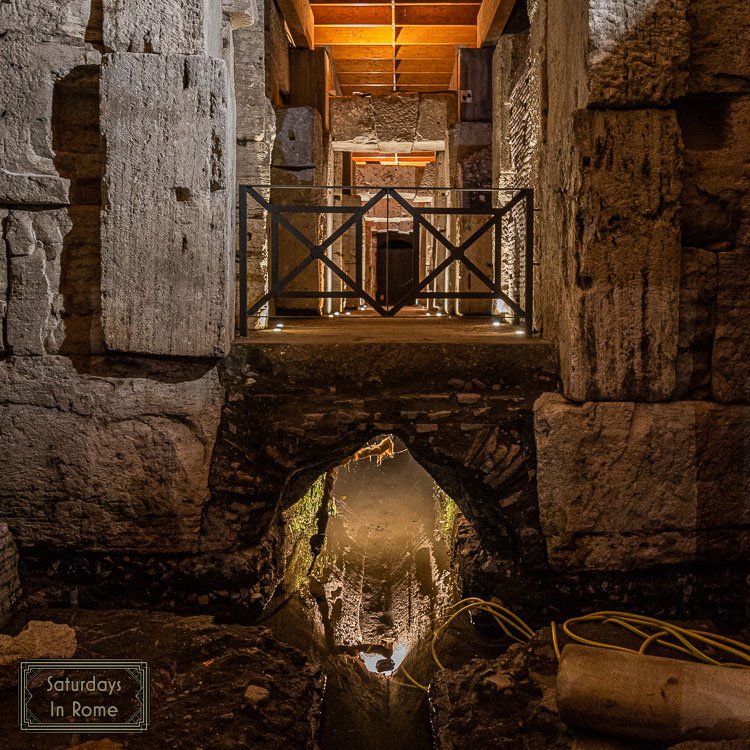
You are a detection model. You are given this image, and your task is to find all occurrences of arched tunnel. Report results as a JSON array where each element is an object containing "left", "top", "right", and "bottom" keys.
[{"left": 1, "top": 0, "right": 750, "bottom": 748}]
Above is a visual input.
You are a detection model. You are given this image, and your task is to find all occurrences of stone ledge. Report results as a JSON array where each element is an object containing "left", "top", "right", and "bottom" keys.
[{"left": 534, "top": 393, "right": 750, "bottom": 571}]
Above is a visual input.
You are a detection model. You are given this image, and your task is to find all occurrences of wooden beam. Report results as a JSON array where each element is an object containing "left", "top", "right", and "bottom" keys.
[
  {"left": 352, "top": 151, "right": 436, "bottom": 158},
  {"left": 396, "top": 58, "right": 455, "bottom": 72},
  {"left": 397, "top": 72, "right": 451, "bottom": 85},
  {"left": 316, "top": 25, "right": 475, "bottom": 46},
  {"left": 476, "top": 0, "right": 516, "bottom": 45},
  {"left": 330, "top": 44, "right": 393, "bottom": 59},
  {"left": 312, "top": 6, "right": 392, "bottom": 25},
  {"left": 278, "top": 0, "right": 315, "bottom": 48},
  {"left": 316, "top": 27, "right": 393, "bottom": 45},
  {"left": 312, "top": 0, "right": 479, "bottom": 5},
  {"left": 329, "top": 43, "right": 456, "bottom": 59},
  {"left": 394, "top": 5, "right": 479, "bottom": 25},
  {"left": 334, "top": 59, "right": 395, "bottom": 73},
  {"left": 338, "top": 71, "right": 395, "bottom": 85},
  {"left": 314, "top": 5, "right": 479, "bottom": 25}
]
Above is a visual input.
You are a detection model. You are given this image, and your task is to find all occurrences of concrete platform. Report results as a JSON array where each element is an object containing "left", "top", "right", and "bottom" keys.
[{"left": 237, "top": 317, "right": 544, "bottom": 345}]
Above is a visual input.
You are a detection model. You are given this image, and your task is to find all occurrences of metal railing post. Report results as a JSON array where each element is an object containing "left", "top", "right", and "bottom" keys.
[
  {"left": 524, "top": 189, "right": 534, "bottom": 337},
  {"left": 239, "top": 186, "right": 248, "bottom": 337}
]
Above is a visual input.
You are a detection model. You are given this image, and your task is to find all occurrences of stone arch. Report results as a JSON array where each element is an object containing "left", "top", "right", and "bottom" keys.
[{"left": 201, "top": 340, "right": 558, "bottom": 604}]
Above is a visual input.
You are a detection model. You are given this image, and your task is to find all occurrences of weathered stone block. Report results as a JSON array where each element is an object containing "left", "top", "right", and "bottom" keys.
[
  {"left": 100, "top": 53, "right": 233, "bottom": 357},
  {"left": 674, "top": 248, "right": 717, "bottom": 399},
  {"left": 0, "top": 525, "right": 21, "bottom": 626},
  {"left": 2, "top": 210, "right": 70, "bottom": 355},
  {"left": 233, "top": 26, "right": 273, "bottom": 143},
  {"left": 0, "top": 39, "right": 98, "bottom": 205},
  {"left": 687, "top": 0, "right": 750, "bottom": 95},
  {"left": 679, "top": 96, "right": 750, "bottom": 249},
  {"left": 534, "top": 393, "right": 750, "bottom": 570},
  {"left": 0, "top": 0, "right": 92, "bottom": 42},
  {"left": 548, "top": 0, "right": 688, "bottom": 111},
  {"left": 549, "top": 108, "right": 682, "bottom": 401},
  {"left": 223, "top": 0, "right": 259, "bottom": 29},
  {"left": 330, "top": 93, "right": 454, "bottom": 152},
  {"left": 330, "top": 96, "right": 378, "bottom": 150},
  {"left": 712, "top": 247, "right": 750, "bottom": 402},
  {"left": 0, "top": 357, "right": 223, "bottom": 553},
  {"left": 272, "top": 107, "right": 322, "bottom": 170},
  {"left": 0, "top": 621, "right": 76, "bottom": 689},
  {"left": 102, "top": 0, "right": 222, "bottom": 57},
  {"left": 373, "top": 94, "right": 420, "bottom": 152}
]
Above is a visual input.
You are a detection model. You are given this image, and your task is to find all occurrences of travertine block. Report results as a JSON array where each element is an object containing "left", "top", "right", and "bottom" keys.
[
  {"left": 273, "top": 107, "right": 322, "bottom": 170},
  {"left": 549, "top": 108, "right": 681, "bottom": 401},
  {"left": 330, "top": 96, "right": 378, "bottom": 150},
  {"left": 100, "top": 53, "right": 233, "bottom": 357},
  {"left": 534, "top": 393, "right": 750, "bottom": 570},
  {"left": 373, "top": 94, "right": 420, "bottom": 152},
  {"left": 0, "top": 357, "right": 223, "bottom": 552},
  {"left": 2, "top": 210, "right": 70, "bottom": 355},
  {"left": 223, "top": 0, "right": 259, "bottom": 29},
  {"left": 674, "top": 248, "right": 716, "bottom": 399},
  {"left": 679, "top": 96, "right": 750, "bottom": 249},
  {"left": 0, "top": 0, "right": 92, "bottom": 41},
  {"left": 233, "top": 25, "right": 272, "bottom": 143},
  {"left": 712, "top": 247, "right": 750, "bottom": 402},
  {"left": 102, "top": 0, "right": 222, "bottom": 57},
  {"left": 0, "top": 524, "right": 21, "bottom": 625},
  {"left": 0, "top": 39, "right": 96, "bottom": 205},
  {"left": 330, "top": 93, "right": 455, "bottom": 152}
]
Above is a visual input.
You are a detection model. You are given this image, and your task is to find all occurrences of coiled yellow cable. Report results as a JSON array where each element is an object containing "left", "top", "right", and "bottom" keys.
[{"left": 396, "top": 601, "right": 750, "bottom": 693}]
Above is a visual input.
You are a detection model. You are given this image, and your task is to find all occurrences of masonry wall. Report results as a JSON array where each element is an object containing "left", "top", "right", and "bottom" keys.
[
  {"left": 0, "top": 2, "right": 244, "bottom": 569},
  {"left": 493, "top": 0, "right": 750, "bottom": 578},
  {"left": 0, "top": 524, "right": 21, "bottom": 626}
]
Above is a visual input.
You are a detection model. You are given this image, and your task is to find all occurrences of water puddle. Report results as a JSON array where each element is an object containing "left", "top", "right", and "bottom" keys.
[{"left": 263, "top": 436, "right": 459, "bottom": 749}]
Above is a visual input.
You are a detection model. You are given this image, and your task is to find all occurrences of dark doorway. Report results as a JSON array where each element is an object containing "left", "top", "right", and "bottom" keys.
[{"left": 375, "top": 231, "right": 419, "bottom": 306}]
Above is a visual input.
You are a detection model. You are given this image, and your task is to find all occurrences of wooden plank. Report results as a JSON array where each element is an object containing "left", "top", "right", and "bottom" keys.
[
  {"left": 395, "top": 44, "right": 456, "bottom": 58},
  {"left": 312, "top": 0, "right": 479, "bottom": 5},
  {"left": 317, "top": 25, "right": 475, "bottom": 45},
  {"left": 476, "top": 0, "right": 516, "bottom": 45},
  {"left": 395, "top": 5, "right": 479, "bottom": 25},
  {"left": 330, "top": 44, "right": 393, "bottom": 59},
  {"left": 395, "top": 26, "right": 476, "bottom": 45},
  {"left": 278, "top": 0, "right": 315, "bottom": 48},
  {"left": 338, "top": 71, "right": 395, "bottom": 85},
  {"left": 313, "top": 6, "right": 392, "bottom": 25},
  {"left": 352, "top": 150, "right": 436, "bottom": 157},
  {"left": 396, "top": 58, "right": 455, "bottom": 72},
  {"left": 459, "top": 46, "right": 492, "bottom": 120},
  {"left": 334, "top": 59, "right": 396, "bottom": 73},
  {"left": 289, "top": 48, "right": 331, "bottom": 127},
  {"left": 397, "top": 72, "right": 451, "bottom": 85},
  {"left": 329, "top": 43, "right": 456, "bottom": 58},
  {"left": 338, "top": 83, "right": 446, "bottom": 95},
  {"left": 316, "top": 26, "right": 393, "bottom": 45},
  {"left": 314, "top": 5, "right": 479, "bottom": 25}
]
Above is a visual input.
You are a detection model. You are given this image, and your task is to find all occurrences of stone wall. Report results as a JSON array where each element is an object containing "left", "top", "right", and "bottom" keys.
[
  {"left": 330, "top": 93, "right": 457, "bottom": 153},
  {"left": 0, "top": 3, "right": 238, "bottom": 573},
  {"left": 0, "top": 524, "right": 21, "bottom": 626},
  {"left": 492, "top": 0, "right": 750, "bottom": 584}
]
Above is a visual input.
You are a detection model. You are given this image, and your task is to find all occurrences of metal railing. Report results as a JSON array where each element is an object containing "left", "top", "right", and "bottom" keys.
[{"left": 238, "top": 185, "right": 534, "bottom": 335}]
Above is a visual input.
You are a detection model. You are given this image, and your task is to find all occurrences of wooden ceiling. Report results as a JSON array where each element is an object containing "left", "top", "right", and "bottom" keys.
[
  {"left": 303, "top": 0, "right": 517, "bottom": 96},
  {"left": 352, "top": 151, "right": 437, "bottom": 166}
]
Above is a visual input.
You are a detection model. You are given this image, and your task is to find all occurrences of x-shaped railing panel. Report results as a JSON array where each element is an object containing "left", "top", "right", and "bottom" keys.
[{"left": 238, "top": 185, "right": 534, "bottom": 333}]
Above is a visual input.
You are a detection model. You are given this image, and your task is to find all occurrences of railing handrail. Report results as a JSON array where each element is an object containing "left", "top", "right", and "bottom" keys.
[
  {"left": 238, "top": 184, "right": 534, "bottom": 335},
  {"left": 241, "top": 184, "right": 531, "bottom": 192}
]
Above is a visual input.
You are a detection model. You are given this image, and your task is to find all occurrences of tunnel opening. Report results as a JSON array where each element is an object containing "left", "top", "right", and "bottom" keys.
[{"left": 258, "top": 434, "right": 519, "bottom": 749}]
